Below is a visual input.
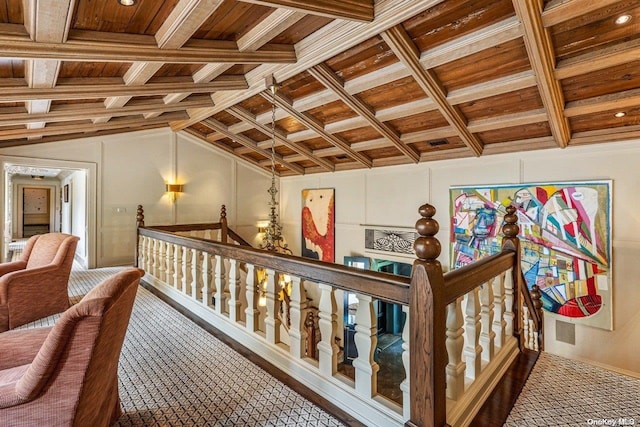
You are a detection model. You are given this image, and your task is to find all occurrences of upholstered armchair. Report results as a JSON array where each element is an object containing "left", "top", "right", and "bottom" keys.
[
  {"left": 0, "top": 267, "right": 144, "bottom": 426},
  {"left": 0, "top": 233, "right": 79, "bottom": 332}
]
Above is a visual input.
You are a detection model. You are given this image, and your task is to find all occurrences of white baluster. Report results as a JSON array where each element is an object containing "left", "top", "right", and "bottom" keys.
[
  {"left": 147, "top": 238, "right": 153, "bottom": 276},
  {"left": 165, "top": 242, "right": 173, "bottom": 285},
  {"left": 145, "top": 237, "right": 153, "bottom": 275},
  {"left": 317, "top": 283, "right": 338, "bottom": 377},
  {"left": 264, "top": 269, "right": 281, "bottom": 344},
  {"left": 244, "top": 264, "right": 259, "bottom": 332},
  {"left": 400, "top": 306, "right": 410, "bottom": 422},
  {"left": 479, "top": 280, "right": 496, "bottom": 361},
  {"left": 173, "top": 244, "right": 182, "bottom": 289},
  {"left": 464, "top": 288, "right": 482, "bottom": 379},
  {"left": 214, "top": 255, "right": 227, "bottom": 314},
  {"left": 493, "top": 271, "right": 507, "bottom": 348},
  {"left": 532, "top": 324, "right": 539, "bottom": 351},
  {"left": 201, "top": 252, "right": 214, "bottom": 308},
  {"left": 182, "top": 247, "right": 192, "bottom": 295},
  {"left": 522, "top": 305, "right": 530, "bottom": 350},
  {"left": 151, "top": 238, "right": 159, "bottom": 277},
  {"left": 353, "top": 294, "right": 379, "bottom": 397},
  {"left": 227, "top": 259, "right": 241, "bottom": 322},
  {"left": 191, "top": 249, "right": 201, "bottom": 300},
  {"left": 504, "top": 269, "right": 515, "bottom": 336},
  {"left": 446, "top": 299, "right": 465, "bottom": 400},
  {"left": 138, "top": 236, "right": 145, "bottom": 269},
  {"left": 529, "top": 317, "right": 536, "bottom": 350},
  {"left": 288, "top": 276, "right": 307, "bottom": 358},
  {"left": 157, "top": 241, "right": 165, "bottom": 282}
]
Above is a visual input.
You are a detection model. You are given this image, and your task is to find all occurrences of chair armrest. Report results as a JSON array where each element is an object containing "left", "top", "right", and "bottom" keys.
[
  {"left": 0, "top": 327, "right": 52, "bottom": 371},
  {"left": 0, "top": 264, "right": 60, "bottom": 302},
  {"left": 0, "top": 261, "right": 26, "bottom": 277},
  {"left": 0, "top": 382, "right": 26, "bottom": 408}
]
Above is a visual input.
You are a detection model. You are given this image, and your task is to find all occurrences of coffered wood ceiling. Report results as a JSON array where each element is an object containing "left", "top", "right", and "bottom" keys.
[{"left": 0, "top": 0, "right": 638, "bottom": 175}]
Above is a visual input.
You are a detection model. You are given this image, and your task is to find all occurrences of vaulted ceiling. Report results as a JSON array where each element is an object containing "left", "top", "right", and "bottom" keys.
[{"left": 0, "top": 0, "right": 638, "bottom": 175}]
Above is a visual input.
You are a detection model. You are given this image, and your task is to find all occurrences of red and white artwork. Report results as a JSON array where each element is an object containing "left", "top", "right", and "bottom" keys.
[{"left": 301, "top": 188, "right": 335, "bottom": 262}]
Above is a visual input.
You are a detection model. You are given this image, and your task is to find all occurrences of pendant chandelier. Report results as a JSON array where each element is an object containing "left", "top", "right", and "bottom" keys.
[{"left": 260, "top": 75, "right": 292, "bottom": 255}]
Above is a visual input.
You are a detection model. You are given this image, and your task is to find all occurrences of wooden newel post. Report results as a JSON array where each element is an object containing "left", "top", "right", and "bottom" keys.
[
  {"left": 530, "top": 284, "right": 543, "bottom": 350},
  {"left": 409, "top": 203, "right": 447, "bottom": 427},
  {"left": 220, "top": 205, "right": 228, "bottom": 244},
  {"left": 501, "top": 205, "right": 524, "bottom": 348},
  {"left": 135, "top": 205, "right": 144, "bottom": 268}
]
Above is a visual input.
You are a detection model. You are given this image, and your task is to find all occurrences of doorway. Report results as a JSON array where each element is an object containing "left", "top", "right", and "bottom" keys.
[
  {"left": 21, "top": 186, "right": 55, "bottom": 237},
  {"left": 1, "top": 157, "right": 98, "bottom": 268}
]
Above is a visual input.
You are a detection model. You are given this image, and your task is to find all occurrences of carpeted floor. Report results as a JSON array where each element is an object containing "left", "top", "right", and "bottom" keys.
[
  {"left": 21, "top": 266, "right": 345, "bottom": 427},
  {"left": 505, "top": 352, "right": 640, "bottom": 426},
  {"left": 19, "top": 266, "right": 640, "bottom": 426}
]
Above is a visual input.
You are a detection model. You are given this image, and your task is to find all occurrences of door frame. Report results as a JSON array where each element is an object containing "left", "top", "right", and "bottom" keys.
[{"left": 1, "top": 156, "right": 98, "bottom": 268}]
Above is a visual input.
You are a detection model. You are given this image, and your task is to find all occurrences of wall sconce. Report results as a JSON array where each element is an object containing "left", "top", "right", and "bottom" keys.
[
  {"left": 165, "top": 183, "right": 184, "bottom": 202},
  {"left": 257, "top": 220, "right": 269, "bottom": 234}
]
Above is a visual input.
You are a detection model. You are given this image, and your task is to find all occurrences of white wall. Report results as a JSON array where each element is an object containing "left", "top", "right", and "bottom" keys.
[
  {"left": 0, "top": 128, "right": 272, "bottom": 267},
  {"left": 280, "top": 140, "right": 640, "bottom": 376}
]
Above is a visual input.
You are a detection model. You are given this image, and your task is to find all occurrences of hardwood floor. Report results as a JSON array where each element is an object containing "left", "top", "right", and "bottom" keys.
[{"left": 469, "top": 349, "right": 539, "bottom": 426}]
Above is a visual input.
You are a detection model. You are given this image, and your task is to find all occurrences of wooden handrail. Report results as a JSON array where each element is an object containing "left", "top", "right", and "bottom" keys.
[
  {"left": 138, "top": 226, "right": 411, "bottom": 305},
  {"left": 443, "top": 250, "right": 516, "bottom": 304},
  {"left": 150, "top": 223, "right": 223, "bottom": 232}
]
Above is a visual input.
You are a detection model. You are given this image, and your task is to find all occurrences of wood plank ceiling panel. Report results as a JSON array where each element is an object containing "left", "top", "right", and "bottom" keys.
[
  {"left": 0, "top": 0, "right": 22, "bottom": 23},
  {"left": 549, "top": 1, "right": 640, "bottom": 60},
  {"left": 404, "top": 0, "right": 516, "bottom": 52}
]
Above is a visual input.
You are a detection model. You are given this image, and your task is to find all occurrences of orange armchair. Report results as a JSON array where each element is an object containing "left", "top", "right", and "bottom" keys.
[
  {"left": 0, "top": 233, "right": 79, "bottom": 332},
  {"left": 0, "top": 267, "right": 144, "bottom": 426}
]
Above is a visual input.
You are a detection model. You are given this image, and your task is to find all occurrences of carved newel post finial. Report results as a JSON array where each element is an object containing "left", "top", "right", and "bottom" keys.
[
  {"left": 220, "top": 204, "right": 227, "bottom": 220},
  {"left": 414, "top": 203, "right": 441, "bottom": 266},
  {"left": 136, "top": 205, "right": 144, "bottom": 228},
  {"left": 502, "top": 205, "right": 519, "bottom": 243}
]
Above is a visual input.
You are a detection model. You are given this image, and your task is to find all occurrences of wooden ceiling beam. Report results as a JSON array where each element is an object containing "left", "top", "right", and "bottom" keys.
[
  {"left": 0, "top": 112, "right": 185, "bottom": 142},
  {"left": 0, "top": 76, "right": 247, "bottom": 102},
  {"left": 0, "top": 37, "right": 296, "bottom": 64},
  {"left": 0, "top": 124, "right": 167, "bottom": 148},
  {"left": 382, "top": 25, "right": 483, "bottom": 156},
  {"left": 467, "top": 109, "right": 548, "bottom": 133},
  {"left": 514, "top": 0, "right": 570, "bottom": 148},
  {"left": 262, "top": 90, "right": 373, "bottom": 167},
  {"left": 236, "top": 0, "right": 374, "bottom": 22},
  {"left": 565, "top": 88, "right": 640, "bottom": 117},
  {"left": 159, "top": 8, "right": 305, "bottom": 116},
  {"left": 308, "top": 63, "right": 420, "bottom": 163},
  {"left": 227, "top": 105, "right": 335, "bottom": 171},
  {"left": 23, "top": 0, "right": 76, "bottom": 131},
  {"left": 196, "top": 129, "right": 273, "bottom": 172},
  {"left": 420, "top": 16, "right": 522, "bottom": 69},
  {"left": 98, "top": 0, "right": 225, "bottom": 123},
  {"left": 556, "top": 37, "right": 640, "bottom": 80},
  {"left": 541, "top": 0, "right": 622, "bottom": 27},
  {"left": 171, "top": 0, "right": 446, "bottom": 130},
  {"left": 202, "top": 118, "right": 305, "bottom": 175},
  {"left": 0, "top": 96, "right": 213, "bottom": 126}
]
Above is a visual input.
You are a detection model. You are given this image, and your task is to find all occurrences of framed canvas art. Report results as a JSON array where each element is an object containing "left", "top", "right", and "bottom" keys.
[
  {"left": 301, "top": 188, "right": 335, "bottom": 262},
  {"left": 450, "top": 181, "right": 612, "bottom": 330}
]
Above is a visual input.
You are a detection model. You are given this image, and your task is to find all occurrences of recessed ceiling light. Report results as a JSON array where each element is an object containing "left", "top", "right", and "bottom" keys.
[
  {"left": 118, "top": 0, "right": 136, "bottom": 5},
  {"left": 615, "top": 14, "right": 632, "bottom": 25},
  {"left": 614, "top": 112, "right": 626, "bottom": 118}
]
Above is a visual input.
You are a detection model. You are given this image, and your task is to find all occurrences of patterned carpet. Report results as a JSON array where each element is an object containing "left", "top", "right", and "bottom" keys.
[
  {"left": 18, "top": 266, "right": 640, "bottom": 426},
  {"left": 506, "top": 352, "right": 640, "bottom": 426},
  {"left": 21, "top": 266, "right": 344, "bottom": 427}
]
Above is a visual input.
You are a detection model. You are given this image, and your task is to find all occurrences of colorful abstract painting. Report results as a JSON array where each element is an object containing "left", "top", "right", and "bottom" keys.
[
  {"left": 301, "top": 188, "right": 335, "bottom": 262},
  {"left": 450, "top": 182, "right": 612, "bottom": 330}
]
